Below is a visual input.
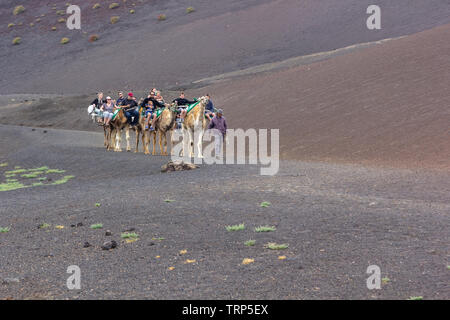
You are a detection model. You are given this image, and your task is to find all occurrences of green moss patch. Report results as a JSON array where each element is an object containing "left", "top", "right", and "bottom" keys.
[{"left": 1, "top": 166, "right": 74, "bottom": 191}]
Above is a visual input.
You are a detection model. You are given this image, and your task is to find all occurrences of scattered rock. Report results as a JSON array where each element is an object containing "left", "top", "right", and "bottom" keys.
[
  {"left": 76, "top": 222, "right": 83, "bottom": 227},
  {"left": 105, "top": 230, "right": 112, "bottom": 236},
  {"left": 161, "top": 161, "right": 199, "bottom": 173},
  {"left": 101, "top": 240, "right": 118, "bottom": 250},
  {"left": 83, "top": 242, "right": 91, "bottom": 248},
  {"left": 1, "top": 278, "right": 20, "bottom": 285}
]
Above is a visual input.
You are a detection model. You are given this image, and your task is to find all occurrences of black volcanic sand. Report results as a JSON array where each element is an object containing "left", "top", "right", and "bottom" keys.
[
  {"left": 0, "top": 125, "right": 449, "bottom": 299},
  {"left": 189, "top": 23, "right": 450, "bottom": 172},
  {"left": 2, "top": 24, "right": 449, "bottom": 171},
  {"left": 2, "top": 0, "right": 450, "bottom": 94}
]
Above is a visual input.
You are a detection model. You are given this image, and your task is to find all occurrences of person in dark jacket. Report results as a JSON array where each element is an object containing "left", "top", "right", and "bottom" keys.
[
  {"left": 121, "top": 92, "right": 139, "bottom": 126},
  {"left": 140, "top": 91, "right": 164, "bottom": 109},
  {"left": 208, "top": 109, "right": 227, "bottom": 158},
  {"left": 140, "top": 91, "right": 165, "bottom": 131},
  {"left": 205, "top": 94, "right": 215, "bottom": 121},
  {"left": 172, "top": 92, "right": 196, "bottom": 128},
  {"left": 116, "top": 91, "right": 125, "bottom": 106}
]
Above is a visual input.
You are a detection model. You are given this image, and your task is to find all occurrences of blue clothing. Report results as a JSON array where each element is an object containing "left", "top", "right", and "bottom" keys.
[
  {"left": 205, "top": 100, "right": 214, "bottom": 112},
  {"left": 125, "top": 109, "right": 140, "bottom": 125}
]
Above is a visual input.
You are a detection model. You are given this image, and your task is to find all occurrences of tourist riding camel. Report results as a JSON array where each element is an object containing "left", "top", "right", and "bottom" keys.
[
  {"left": 121, "top": 92, "right": 139, "bottom": 127},
  {"left": 140, "top": 90, "right": 164, "bottom": 131},
  {"left": 205, "top": 94, "right": 215, "bottom": 121},
  {"left": 173, "top": 92, "right": 197, "bottom": 129},
  {"left": 88, "top": 92, "right": 106, "bottom": 124},
  {"left": 145, "top": 103, "right": 178, "bottom": 155},
  {"left": 101, "top": 96, "right": 116, "bottom": 126},
  {"left": 103, "top": 107, "right": 131, "bottom": 152},
  {"left": 90, "top": 90, "right": 220, "bottom": 157},
  {"left": 116, "top": 91, "right": 125, "bottom": 106}
]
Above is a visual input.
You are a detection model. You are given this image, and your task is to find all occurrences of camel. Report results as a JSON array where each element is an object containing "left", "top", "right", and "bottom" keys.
[
  {"left": 181, "top": 96, "right": 210, "bottom": 158},
  {"left": 133, "top": 107, "right": 150, "bottom": 154},
  {"left": 106, "top": 108, "right": 131, "bottom": 152},
  {"left": 103, "top": 122, "right": 113, "bottom": 150},
  {"left": 144, "top": 104, "right": 178, "bottom": 155}
]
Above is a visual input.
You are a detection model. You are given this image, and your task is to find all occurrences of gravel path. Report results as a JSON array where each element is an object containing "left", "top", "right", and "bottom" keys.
[{"left": 0, "top": 125, "right": 448, "bottom": 299}]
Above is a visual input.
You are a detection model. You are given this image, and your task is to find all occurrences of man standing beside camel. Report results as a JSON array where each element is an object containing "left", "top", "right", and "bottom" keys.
[{"left": 208, "top": 109, "right": 227, "bottom": 159}]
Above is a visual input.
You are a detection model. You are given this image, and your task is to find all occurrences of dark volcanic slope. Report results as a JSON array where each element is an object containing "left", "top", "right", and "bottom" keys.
[
  {"left": 1, "top": 0, "right": 450, "bottom": 94},
  {"left": 0, "top": 125, "right": 449, "bottom": 299},
  {"left": 190, "top": 24, "right": 450, "bottom": 171}
]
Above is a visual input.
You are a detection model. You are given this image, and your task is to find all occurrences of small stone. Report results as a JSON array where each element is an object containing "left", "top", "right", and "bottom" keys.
[
  {"left": 2, "top": 278, "right": 20, "bottom": 285},
  {"left": 83, "top": 242, "right": 91, "bottom": 248},
  {"left": 76, "top": 222, "right": 83, "bottom": 227},
  {"left": 101, "top": 240, "right": 117, "bottom": 250},
  {"left": 123, "top": 227, "right": 135, "bottom": 232},
  {"left": 161, "top": 161, "right": 199, "bottom": 173},
  {"left": 105, "top": 230, "right": 112, "bottom": 236}
]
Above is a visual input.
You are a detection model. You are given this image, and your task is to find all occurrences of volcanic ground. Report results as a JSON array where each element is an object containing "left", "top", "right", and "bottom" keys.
[{"left": 0, "top": 125, "right": 449, "bottom": 299}]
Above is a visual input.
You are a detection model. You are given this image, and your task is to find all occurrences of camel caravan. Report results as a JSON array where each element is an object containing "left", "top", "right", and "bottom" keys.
[{"left": 87, "top": 90, "right": 224, "bottom": 158}]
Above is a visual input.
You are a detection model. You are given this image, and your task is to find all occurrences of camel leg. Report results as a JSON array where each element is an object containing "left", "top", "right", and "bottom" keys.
[
  {"left": 162, "top": 131, "right": 168, "bottom": 156},
  {"left": 135, "top": 128, "right": 140, "bottom": 153},
  {"left": 125, "top": 127, "right": 131, "bottom": 152},
  {"left": 194, "top": 125, "right": 204, "bottom": 158},
  {"left": 115, "top": 129, "right": 122, "bottom": 152},
  {"left": 152, "top": 131, "right": 157, "bottom": 155},
  {"left": 110, "top": 128, "right": 116, "bottom": 151},
  {"left": 159, "top": 131, "right": 164, "bottom": 155},
  {"left": 185, "top": 129, "right": 194, "bottom": 158},
  {"left": 143, "top": 130, "right": 150, "bottom": 155},
  {"left": 106, "top": 127, "right": 111, "bottom": 150},
  {"left": 103, "top": 126, "right": 108, "bottom": 148},
  {"left": 168, "top": 130, "right": 173, "bottom": 156},
  {"left": 190, "top": 129, "right": 195, "bottom": 158},
  {"left": 182, "top": 128, "right": 188, "bottom": 158}
]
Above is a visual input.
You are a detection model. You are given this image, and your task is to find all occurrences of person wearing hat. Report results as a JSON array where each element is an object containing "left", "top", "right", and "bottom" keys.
[
  {"left": 208, "top": 109, "right": 227, "bottom": 158},
  {"left": 101, "top": 96, "right": 116, "bottom": 126},
  {"left": 121, "top": 92, "right": 139, "bottom": 126}
]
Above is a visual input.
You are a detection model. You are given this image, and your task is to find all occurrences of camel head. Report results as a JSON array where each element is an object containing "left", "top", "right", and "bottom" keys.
[
  {"left": 197, "top": 96, "right": 209, "bottom": 105},
  {"left": 168, "top": 102, "right": 178, "bottom": 113}
]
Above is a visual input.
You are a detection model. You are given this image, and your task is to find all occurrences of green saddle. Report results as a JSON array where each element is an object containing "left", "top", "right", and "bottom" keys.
[{"left": 112, "top": 109, "right": 120, "bottom": 120}]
